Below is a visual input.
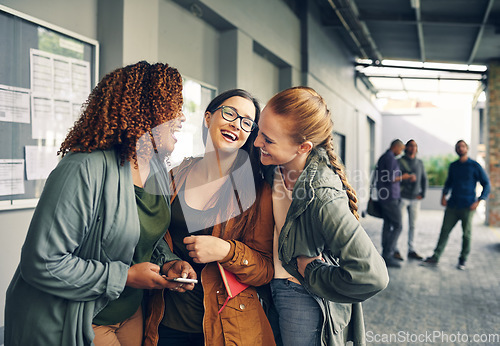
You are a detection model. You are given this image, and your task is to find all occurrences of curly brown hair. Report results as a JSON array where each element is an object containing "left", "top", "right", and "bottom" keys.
[{"left": 58, "top": 61, "right": 183, "bottom": 165}]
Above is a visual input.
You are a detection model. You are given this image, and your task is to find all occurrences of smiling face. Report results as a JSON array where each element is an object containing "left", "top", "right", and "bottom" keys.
[
  {"left": 205, "top": 96, "right": 256, "bottom": 152},
  {"left": 253, "top": 106, "right": 303, "bottom": 168},
  {"left": 152, "top": 111, "right": 186, "bottom": 156}
]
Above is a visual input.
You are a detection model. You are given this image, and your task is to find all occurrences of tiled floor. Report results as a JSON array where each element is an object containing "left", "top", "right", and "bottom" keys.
[{"left": 359, "top": 208, "right": 500, "bottom": 345}]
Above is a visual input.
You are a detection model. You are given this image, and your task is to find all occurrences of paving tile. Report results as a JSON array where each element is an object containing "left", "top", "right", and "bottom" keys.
[{"left": 359, "top": 209, "right": 500, "bottom": 345}]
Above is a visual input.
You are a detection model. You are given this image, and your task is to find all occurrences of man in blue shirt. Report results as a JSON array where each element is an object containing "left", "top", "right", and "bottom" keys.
[
  {"left": 375, "top": 139, "right": 414, "bottom": 268},
  {"left": 424, "top": 140, "right": 490, "bottom": 270}
]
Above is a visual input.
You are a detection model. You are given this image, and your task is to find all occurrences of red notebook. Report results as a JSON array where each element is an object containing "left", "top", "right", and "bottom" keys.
[{"left": 217, "top": 262, "right": 249, "bottom": 314}]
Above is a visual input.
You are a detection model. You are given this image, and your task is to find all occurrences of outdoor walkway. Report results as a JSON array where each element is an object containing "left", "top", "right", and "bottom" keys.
[{"left": 359, "top": 208, "right": 500, "bottom": 346}]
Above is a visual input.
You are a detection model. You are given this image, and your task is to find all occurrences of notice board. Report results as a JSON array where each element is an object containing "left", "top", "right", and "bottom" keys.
[{"left": 0, "top": 5, "right": 98, "bottom": 210}]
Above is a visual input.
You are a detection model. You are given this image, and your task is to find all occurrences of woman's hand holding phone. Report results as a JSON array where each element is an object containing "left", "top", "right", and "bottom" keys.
[{"left": 161, "top": 260, "right": 197, "bottom": 292}]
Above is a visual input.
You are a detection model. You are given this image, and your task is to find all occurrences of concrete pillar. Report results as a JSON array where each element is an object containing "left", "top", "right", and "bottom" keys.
[
  {"left": 97, "top": 0, "right": 159, "bottom": 77},
  {"left": 97, "top": 0, "right": 124, "bottom": 77},
  {"left": 123, "top": 0, "right": 159, "bottom": 65},
  {"left": 487, "top": 60, "right": 500, "bottom": 226},
  {"left": 219, "top": 29, "right": 253, "bottom": 92}
]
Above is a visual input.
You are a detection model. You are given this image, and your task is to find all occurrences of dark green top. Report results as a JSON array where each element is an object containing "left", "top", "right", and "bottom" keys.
[{"left": 93, "top": 184, "right": 170, "bottom": 325}]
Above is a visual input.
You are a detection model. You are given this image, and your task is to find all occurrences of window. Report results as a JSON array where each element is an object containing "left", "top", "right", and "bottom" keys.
[
  {"left": 367, "top": 117, "right": 375, "bottom": 169},
  {"left": 332, "top": 131, "right": 346, "bottom": 165},
  {"left": 169, "top": 78, "right": 216, "bottom": 166},
  {"left": 479, "top": 108, "right": 485, "bottom": 145}
]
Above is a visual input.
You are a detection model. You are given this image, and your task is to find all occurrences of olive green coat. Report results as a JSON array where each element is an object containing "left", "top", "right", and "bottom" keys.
[{"left": 265, "top": 148, "right": 389, "bottom": 346}]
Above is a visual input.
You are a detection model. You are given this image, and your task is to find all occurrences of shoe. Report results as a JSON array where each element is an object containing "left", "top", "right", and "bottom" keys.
[
  {"left": 383, "top": 257, "right": 402, "bottom": 268},
  {"left": 422, "top": 256, "right": 439, "bottom": 266},
  {"left": 393, "top": 251, "right": 404, "bottom": 261},
  {"left": 457, "top": 259, "right": 466, "bottom": 270},
  {"left": 408, "top": 251, "right": 423, "bottom": 260}
]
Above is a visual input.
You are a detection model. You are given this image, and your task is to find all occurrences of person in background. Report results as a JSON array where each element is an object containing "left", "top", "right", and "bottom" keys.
[
  {"left": 144, "top": 89, "right": 275, "bottom": 346},
  {"left": 393, "top": 139, "right": 427, "bottom": 261},
  {"left": 254, "top": 86, "right": 388, "bottom": 346},
  {"left": 375, "top": 139, "right": 414, "bottom": 268},
  {"left": 423, "top": 140, "right": 490, "bottom": 270}
]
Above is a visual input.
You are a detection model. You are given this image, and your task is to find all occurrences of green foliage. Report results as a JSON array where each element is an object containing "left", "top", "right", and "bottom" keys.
[
  {"left": 422, "top": 154, "right": 456, "bottom": 187},
  {"left": 184, "top": 100, "right": 199, "bottom": 113}
]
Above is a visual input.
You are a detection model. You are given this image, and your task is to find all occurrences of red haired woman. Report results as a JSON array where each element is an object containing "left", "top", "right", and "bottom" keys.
[{"left": 254, "top": 86, "right": 389, "bottom": 346}]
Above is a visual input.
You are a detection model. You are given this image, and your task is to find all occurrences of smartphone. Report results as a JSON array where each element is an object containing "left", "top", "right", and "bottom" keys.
[{"left": 165, "top": 277, "right": 198, "bottom": 284}]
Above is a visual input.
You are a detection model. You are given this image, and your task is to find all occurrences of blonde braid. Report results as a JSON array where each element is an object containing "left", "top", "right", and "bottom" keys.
[{"left": 324, "top": 136, "right": 359, "bottom": 220}]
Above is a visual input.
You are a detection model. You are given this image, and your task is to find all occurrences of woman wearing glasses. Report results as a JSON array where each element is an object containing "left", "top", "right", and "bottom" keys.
[{"left": 144, "top": 89, "right": 275, "bottom": 346}]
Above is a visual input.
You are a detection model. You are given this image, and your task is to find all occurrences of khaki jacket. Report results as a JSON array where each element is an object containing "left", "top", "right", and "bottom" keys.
[
  {"left": 144, "top": 157, "right": 276, "bottom": 346},
  {"left": 264, "top": 148, "right": 389, "bottom": 346}
]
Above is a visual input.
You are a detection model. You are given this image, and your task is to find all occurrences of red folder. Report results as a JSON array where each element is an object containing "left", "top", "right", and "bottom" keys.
[{"left": 217, "top": 262, "right": 249, "bottom": 314}]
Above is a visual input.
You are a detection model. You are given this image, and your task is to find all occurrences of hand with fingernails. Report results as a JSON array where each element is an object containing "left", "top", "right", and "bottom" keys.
[{"left": 161, "top": 260, "right": 197, "bottom": 293}]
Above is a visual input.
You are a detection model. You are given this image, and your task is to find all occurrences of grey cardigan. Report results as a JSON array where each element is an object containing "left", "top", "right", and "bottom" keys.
[
  {"left": 265, "top": 148, "right": 389, "bottom": 346},
  {"left": 4, "top": 150, "right": 175, "bottom": 346}
]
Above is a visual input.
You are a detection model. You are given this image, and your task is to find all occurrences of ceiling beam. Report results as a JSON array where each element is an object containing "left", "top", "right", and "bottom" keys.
[
  {"left": 467, "top": 0, "right": 495, "bottom": 65},
  {"left": 362, "top": 18, "right": 484, "bottom": 28},
  {"left": 356, "top": 62, "right": 488, "bottom": 76},
  {"left": 364, "top": 75, "right": 483, "bottom": 81},
  {"left": 411, "top": 0, "right": 426, "bottom": 62},
  {"left": 326, "top": 0, "right": 382, "bottom": 61}
]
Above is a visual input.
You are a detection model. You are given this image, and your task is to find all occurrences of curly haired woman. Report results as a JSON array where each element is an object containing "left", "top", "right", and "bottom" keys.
[{"left": 4, "top": 61, "right": 194, "bottom": 346}]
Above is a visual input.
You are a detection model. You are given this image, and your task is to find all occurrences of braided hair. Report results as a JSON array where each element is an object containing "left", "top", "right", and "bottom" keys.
[{"left": 266, "top": 86, "right": 359, "bottom": 219}]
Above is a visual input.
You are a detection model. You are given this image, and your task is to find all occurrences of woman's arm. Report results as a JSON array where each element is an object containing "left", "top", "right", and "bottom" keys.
[
  {"left": 301, "top": 192, "right": 389, "bottom": 303},
  {"left": 219, "top": 183, "right": 274, "bottom": 286},
  {"left": 19, "top": 155, "right": 129, "bottom": 302},
  {"left": 184, "top": 184, "right": 274, "bottom": 286},
  {"left": 151, "top": 236, "right": 182, "bottom": 267}
]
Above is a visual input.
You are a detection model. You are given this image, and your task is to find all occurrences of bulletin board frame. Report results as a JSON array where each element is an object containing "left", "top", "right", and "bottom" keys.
[{"left": 0, "top": 5, "right": 99, "bottom": 211}]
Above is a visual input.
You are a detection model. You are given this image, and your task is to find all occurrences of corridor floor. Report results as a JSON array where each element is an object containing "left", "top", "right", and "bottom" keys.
[{"left": 360, "top": 209, "right": 500, "bottom": 345}]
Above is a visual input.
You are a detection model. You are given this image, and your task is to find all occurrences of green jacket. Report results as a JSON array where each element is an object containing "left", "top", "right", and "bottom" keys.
[
  {"left": 264, "top": 148, "right": 389, "bottom": 346},
  {"left": 4, "top": 150, "right": 175, "bottom": 346}
]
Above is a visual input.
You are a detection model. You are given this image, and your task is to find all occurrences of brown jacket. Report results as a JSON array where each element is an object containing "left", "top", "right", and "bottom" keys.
[{"left": 143, "top": 157, "right": 276, "bottom": 346}]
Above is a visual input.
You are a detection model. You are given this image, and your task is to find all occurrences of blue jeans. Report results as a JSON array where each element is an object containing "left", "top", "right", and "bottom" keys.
[
  {"left": 270, "top": 279, "right": 322, "bottom": 346},
  {"left": 397, "top": 198, "right": 421, "bottom": 253}
]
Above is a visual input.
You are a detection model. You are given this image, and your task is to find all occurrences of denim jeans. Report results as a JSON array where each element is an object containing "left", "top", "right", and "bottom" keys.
[
  {"left": 397, "top": 198, "right": 421, "bottom": 253},
  {"left": 270, "top": 279, "right": 322, "bottom": 346},
  {"left": 379, "top": 199, "right": 403, "bottom": 258}
]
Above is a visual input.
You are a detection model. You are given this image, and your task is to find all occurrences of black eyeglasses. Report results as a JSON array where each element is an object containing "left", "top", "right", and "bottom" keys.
[{"left": 214, "top": 105, "right": 257, "bottom": 132}]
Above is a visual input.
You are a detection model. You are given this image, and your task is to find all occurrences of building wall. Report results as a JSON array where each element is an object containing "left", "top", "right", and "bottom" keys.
[
  {"left": 0, "top": 0, "right": 99, "bottom": 334},
  {"left": 382, "top": 107, "right": 471, "bottom": 158},
  {"left": 381, "top": 105, "right": 478, "bottom": 211},
  {"left": 487, "top": 61, "right": 500, "bottom": 226},
  {"left": 0, "top": 0, "right": 382, "bottom": 336},
  {"left": 0, "top": 0, "right": 97, "bottom": 39}
]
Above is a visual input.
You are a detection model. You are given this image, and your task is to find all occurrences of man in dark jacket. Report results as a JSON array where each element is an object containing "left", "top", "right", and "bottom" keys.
[
  {"left": 375, "top": 139, "right": 414, "bottom": 268},
  {"left": 424, "top": 140, "right": 490, "bottom": 270},
  {"left": 393, "top": 139, "right": 427, "bottom": 261}
]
